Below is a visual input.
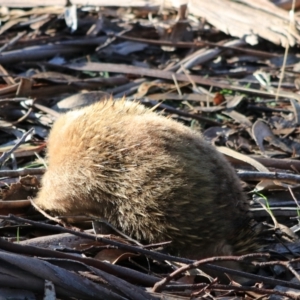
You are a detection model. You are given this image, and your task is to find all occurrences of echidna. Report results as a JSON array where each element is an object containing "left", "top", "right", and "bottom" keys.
[{"left": 35, "top": 99, "right": 257, "bottom": 261}]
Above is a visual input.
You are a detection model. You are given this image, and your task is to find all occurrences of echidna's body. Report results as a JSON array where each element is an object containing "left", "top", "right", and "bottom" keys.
[{"left": 35, "top": 99, "right": 256, "bottom": 259}]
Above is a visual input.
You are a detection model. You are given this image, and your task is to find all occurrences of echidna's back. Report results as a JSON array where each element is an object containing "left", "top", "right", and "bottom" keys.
[{"left": 35, "top": 99, "right": 257, "bottom": 259}]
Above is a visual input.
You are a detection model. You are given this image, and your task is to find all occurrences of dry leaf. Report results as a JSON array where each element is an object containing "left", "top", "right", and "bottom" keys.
[
  {"left": 1, "top": 175, "right": 40, "bottom": 200},
  {"left": 95, "top": 249, "right": 139, "bottom": 264}
]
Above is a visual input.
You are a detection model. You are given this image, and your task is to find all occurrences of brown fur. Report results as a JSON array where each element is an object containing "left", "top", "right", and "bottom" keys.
[{"left": 35, "top": 99, "right": 256, "bottom": 259}]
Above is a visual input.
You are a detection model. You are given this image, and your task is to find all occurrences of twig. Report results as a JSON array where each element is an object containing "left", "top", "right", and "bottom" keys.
[
  {"left": 0, "top": 128, "right": 34, "bottom": 165},
  {"left": 0, "top": 214, "right": 275, "bottom": 285},
  {"left": 1, "top": 216, "right": 300, "bottom": 290},
  {"left": 0, "top": 168, "right": 45, "bottom": 177},
  {"left": 164, "top": 282, "right": 298, "bottom": 299},
  {"left": 238, "top": 170, "right": 300, "bottom": 184},
  {"left": 152, "top": 253, "right": 267, "bottom": 292},
  {"left": 115, "top": 34, "right": 279, "bottom": 58},
  {"left": 140, "top": 98, "right": 221, "bottom": 126}
]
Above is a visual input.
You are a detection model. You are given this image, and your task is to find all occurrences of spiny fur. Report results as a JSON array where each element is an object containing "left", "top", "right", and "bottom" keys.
[{"left": 35, "top": 98, "right": 257, "bottom": 259}]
